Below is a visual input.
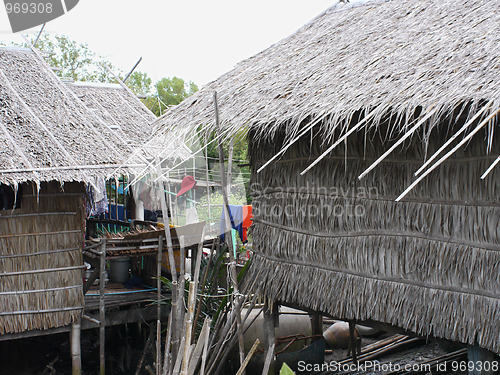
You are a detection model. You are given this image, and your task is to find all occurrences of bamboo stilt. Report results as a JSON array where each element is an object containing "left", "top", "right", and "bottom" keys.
[
  {"left": 213, "top": 91, "right": 246, "bottom": 373},
  {"left": 99, "top": 240, "right": 106, "bottom": 375},
  {"left": 71, "top": 320, "right": 82, "bottom": 375},
  {"left": 157, "top": 236, "right": 164, "bottom": 375}
]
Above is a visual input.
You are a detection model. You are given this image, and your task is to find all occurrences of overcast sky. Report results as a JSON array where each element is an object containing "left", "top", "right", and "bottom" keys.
[{"left": 0, "top": 1, "right": 364, "bottom": 87}]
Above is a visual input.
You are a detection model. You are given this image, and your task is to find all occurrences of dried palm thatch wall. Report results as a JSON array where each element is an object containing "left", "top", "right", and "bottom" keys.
[
  {"left": 0, "top": 182, "right": 85, "bottom": 334},
  {"left": 246, "top": 115, "right": 500, "bottom": 354}
]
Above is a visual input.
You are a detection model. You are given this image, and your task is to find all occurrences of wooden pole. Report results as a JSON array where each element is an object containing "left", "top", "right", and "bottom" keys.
[
  {"left": 71, "top": 320, "right": 82, "bottom": 375},
  {"left": 204, "top": 135, "right": 212, "bottom": 227},
  {"left": 311, "top": 314, "right": 323, "bottom": 342},
  {"left": 162, "top": 312, "right": 173, "bottom": 375},
  {"left": 181, "top": 282, "right": 196, "bottom": 375},
  {"left": 99, "top": 240, "right": 106, "bottom": 375},
  {"left": 349, "top": 321, "right": 358, "bottom": 365},
  {"left": 213, "top": 91, "right": 246, "bottom": 372},
  {"left": 236, "top": 339, "right": 260, "bottom": 375},
  {"left": 227, "top": 137, "right": 234, "bottom": 197},
  {"left": 157, "top": 236, "right": 164, "bottom": 375},
  {"left": 199, "top": 318, "right": 211, "bottom": 375},
  {"left": 177, "top": 236, "right": 186, "bottom": 355},
  {"left": 262, "top": 300, "right": 276, "bottom": 375},
  {"left": 156, "top": 159, "right": 179, "bottom": 370}
]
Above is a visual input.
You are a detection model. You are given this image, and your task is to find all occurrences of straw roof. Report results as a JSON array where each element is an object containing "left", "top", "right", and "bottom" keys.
[
  {"left": 0, "top": 47, "right": 132, "bottom": 186},
  {"left": 67, "top": 81, "right": 192, "bottom": 165},
  {"left": 67, "top": 81, "right": 156, "bottom": 145},
  {"left": 153, "top": 0, "right": 499, "bottom": 141}
]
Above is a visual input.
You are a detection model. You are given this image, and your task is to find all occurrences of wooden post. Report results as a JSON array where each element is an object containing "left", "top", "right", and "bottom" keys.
[
  {"left": 349, "top": 321, "right": 358, "bottom": 365},
  {"left": 71, "top": 320, "right": 82, "bottom": 375},
  {"left": 156, "top": 236, "right": 164, "bottom": 375},
  {"left": 99, "top": 240, "right": 106, "bottom": 375},
  {"left": 262, "top": 299, "right": 276, "bottom": 375},
  {"left": 213, "top": 91, "right": 246, "bottom": 372},
  {"left": 156, "top": 158, "right": 179, "bottom": 369},
  {"left": 311, "top": 314, "right": 323, "bottom": 342}
]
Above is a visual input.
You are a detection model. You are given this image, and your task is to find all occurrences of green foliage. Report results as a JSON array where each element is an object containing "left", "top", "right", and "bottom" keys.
[
  {"left": 197, "top": 191, "right": 248, "bottom": 227},
  {"left": 145, "top": 77, "right": 198, "bottom": 116},
  {"left": 280, "top": 363, "right": 295, "bottom": 375},
  {"left": 30, "top": 34, "right": 120, "bottom": 82},
  {"left": 126, "top": 71, "right": 152, "bottom": 96},
  {"left": 205, "top": 129, "right": 248, "bottom": 163}
]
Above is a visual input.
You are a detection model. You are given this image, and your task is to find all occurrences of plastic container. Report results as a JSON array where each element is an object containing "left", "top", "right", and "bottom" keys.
[{"left": 109, "top": 257, "right": 130, "bottom": 283}]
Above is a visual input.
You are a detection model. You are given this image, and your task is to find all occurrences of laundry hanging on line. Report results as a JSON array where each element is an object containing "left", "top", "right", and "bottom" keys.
[{"left": 220, "top": 204, "right": 253, "bottom": 243}]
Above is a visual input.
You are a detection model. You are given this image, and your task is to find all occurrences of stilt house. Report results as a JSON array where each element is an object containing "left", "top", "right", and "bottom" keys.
[{"left": 153, "top": 0, "right": 500, "bottom": 354}]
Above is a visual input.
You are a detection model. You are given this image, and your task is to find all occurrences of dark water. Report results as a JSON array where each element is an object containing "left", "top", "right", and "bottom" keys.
[
  {"left": 0, "top": 324, "right": 153, "bottom": 375},
  {"left": 1, "top": 329, "right": 496, "bottom": 375}
]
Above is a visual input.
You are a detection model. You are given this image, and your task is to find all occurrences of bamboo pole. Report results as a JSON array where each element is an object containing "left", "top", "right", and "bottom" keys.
[
  {"left": 396, "top": 108, "right": 500, "bottom": 201},
  {"left": 199, "top": 319, "right": 211, "bottom": 375},
  {"left": 261, "top": 300, "right": 276, "bottom": 375},
  {"left": 414, "top": 102, "right": 492, "bottom": 176},
  {"left": 227, "top": 137, "right": 234, "bottom": 197},
  {"left": 358, "top": 104, "right": 438, "bottom": 180},
  {"left": 99, "top": 240, "right": 106, "bottom": 375},
  {"left": 156, "top": 159, "right": 179, "bottom": 370},
  {"left": 481, "top": 155, "right": 500, "bottom": 179},
  {"left": 181, "top": 282, "right": 196, "bottom": 375},
  {"left": 187, "top": 317, "right": 211, "bottom": 375},
  {"left": 162, "top": 312, "right": 173, "bottom": 375},
  {"left": 236, "top": 339, "right": 260, "bottom": 375},
  {"left": 177, "top": 236, "right": 187, "bottom": 361},
  {"left": 300, "top": 108, "right": 378, "bottom": 175},
  {"left": 157, "top": 236, "right": 164, "bottom": 375},
  {"left": 204, "top": 135, "right": 212, "bottom": 226},
  {"left": 257, "top": 114, "right": 326, "bottom": 173},
  {"left": 192, "top": 240, "right": 216, "bottom": 339},
  {"left": 71, "top": 320, "right": 82, "bottom": 375},
  {"left": 213, "top": 91, "right": 246, "bottom": 372}
]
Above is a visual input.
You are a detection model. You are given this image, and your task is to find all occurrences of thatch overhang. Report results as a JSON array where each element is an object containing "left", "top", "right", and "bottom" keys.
[
  {"left": 0, "top": 47, "right": 133, "bottom": 187},
  {"left": 152, "top": 0, "right": 499, "bottom": 142}
]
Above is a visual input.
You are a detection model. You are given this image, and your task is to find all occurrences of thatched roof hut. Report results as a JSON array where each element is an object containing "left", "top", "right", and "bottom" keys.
[
  {"left": 153, "top": 0, "right": 500, "bottom": 354},
  {"left": 0, "top": 47, "right": 133, "bottom": 187},
  {"left": 0, "top": 47, "right": 133, "bottom": 335}
]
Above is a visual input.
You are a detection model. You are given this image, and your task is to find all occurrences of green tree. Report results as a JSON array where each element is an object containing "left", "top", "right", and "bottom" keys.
[
  {"left": 125, "top": 71, "right": 152, "bottom": 97},
  {"left": 145, "top": 77, "right": 198, "bottom": 116},
  {"left": 29, "top": 34, "right": 120, "bottom": 82}
]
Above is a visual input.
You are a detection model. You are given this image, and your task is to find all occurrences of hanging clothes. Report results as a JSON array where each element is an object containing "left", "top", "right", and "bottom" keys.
[{"left": 220, "top": 204, "right": 253, "bottom": 243}]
